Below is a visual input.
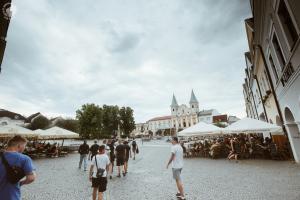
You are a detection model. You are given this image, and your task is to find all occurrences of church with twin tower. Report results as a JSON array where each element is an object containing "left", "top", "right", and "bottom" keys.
[{"left": 171, "top": 90, "right": 200, "bottom": 131}]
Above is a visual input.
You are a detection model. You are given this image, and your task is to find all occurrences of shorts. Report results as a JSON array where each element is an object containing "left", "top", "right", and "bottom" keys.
[
  {"left": 92, "top": 177, "right": 107, "bottom": 192},
  {"left": 116, "top": 157, "right": 124, "bottom": 166},
  {"left": 172, "top": 168, "right": 182, "bottom": 181},
  {"left": 132, "top": 146, "right": 137, "bottom": 152},
  {"left": 125, "top": 157, "right": 129, "bottom": 162},
  {"left": 110, "top": 154, "right": 115, "bottom": 163}
]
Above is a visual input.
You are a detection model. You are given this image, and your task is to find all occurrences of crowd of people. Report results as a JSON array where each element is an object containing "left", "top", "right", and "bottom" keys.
[
  {"left": 1, "top": 140, "right": 68, "bottom": 159},
  {"left": 78, "top": 138, "right": 139, "bottom": 200},
  {"left": 181, "top": 134, "right": 291, "bottom": 162}
]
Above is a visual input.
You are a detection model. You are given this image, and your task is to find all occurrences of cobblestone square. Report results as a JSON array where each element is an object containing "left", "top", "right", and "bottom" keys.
[{"left": 22, "top": 140, "right": 300, "bottom": 200}]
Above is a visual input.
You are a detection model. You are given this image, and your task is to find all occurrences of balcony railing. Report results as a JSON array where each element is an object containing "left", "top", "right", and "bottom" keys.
[{"left": 281, "top": 63, "right": 295, "bottom": 86}]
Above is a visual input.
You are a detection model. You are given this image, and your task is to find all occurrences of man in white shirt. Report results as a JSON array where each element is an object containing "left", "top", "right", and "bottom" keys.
[
  {"left": 89, "top": 145, "right": 110, "bottom": 200},
  {"left": 166, "top": 137, "right": 185, "bottom": 200}
]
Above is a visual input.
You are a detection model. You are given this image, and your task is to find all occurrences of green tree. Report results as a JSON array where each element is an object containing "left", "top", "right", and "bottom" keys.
[
  {"left": 119, "top": 107, "right": 135, "bottom": 136},
  {"left": 102, "top": 105, "right": 119, "bottom": 136},
  {"left": 76, "top": 104, "right": 102, "bottom": 139}
]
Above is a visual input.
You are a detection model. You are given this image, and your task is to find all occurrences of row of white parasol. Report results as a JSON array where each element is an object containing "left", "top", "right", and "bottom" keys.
[
  {"left": 178, "top": 117, "right": 283, "bottom": 137},
  {"left": 0, "top": 125, "right": 79, "bottom": 139}
]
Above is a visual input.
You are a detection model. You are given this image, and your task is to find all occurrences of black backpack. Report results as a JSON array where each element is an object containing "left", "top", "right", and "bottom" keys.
[{"left": 0, "top": 152, "right": 26, "bottom": 184}]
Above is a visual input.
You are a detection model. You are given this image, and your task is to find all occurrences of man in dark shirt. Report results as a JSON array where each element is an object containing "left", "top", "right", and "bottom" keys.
[
  {"left": 115, "top": 140, "right": 126, "bottom": 177},
  {"left": 107, "top": 139, "right": 115, "bottom": 179},
  {"left": 123, "top": 141, "right": 131, "bottom": 174},
  {"left": 89, "top": 141, "right": 99, "bottom": 161},
  {"left": 131, "top": 139, "right": 138, "bottom": 160},
  {"left": 78, "top": 141, "right": 89, "bottom": 171}
]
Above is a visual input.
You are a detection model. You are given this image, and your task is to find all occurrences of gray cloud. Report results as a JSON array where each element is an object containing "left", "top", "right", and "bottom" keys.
[{"left": 0, "top": 0, "right": 251, "bottom": 122}]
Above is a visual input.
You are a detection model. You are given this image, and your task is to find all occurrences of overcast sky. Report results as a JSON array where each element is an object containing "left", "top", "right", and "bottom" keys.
[{"left": 0, "top": 0, "right": 251, "bottom": 123}]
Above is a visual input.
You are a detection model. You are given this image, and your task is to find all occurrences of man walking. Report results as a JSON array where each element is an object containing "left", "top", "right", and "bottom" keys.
[
  {"left": 115, "top": 140, "right": 126, "bottom": 177},
  {"left": 166, "top": 137, "right": 185, "bottom": 200},
  {"left": 90, "top": 140, "right": 99, "bottom": 160},
  {"left": 0, "top": 135, "right": 36, "bottom": 200},
  {"left": 89, "top": 145, "right": 110, "bottom": 200},
  {"left": 78, "top": 140, "right": 89, "bottom": 171},
  {"left": 131, "top": 138, "right": 138, "bottom": 160},
  {"left": 123, "top": 141, "right": 131, "bottom": 174},
  {"left": 107, "top": 139, "right": 115, "bottom": 179}
]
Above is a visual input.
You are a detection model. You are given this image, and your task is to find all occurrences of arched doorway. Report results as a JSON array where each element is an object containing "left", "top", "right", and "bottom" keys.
[{"left": 284, "top": 107, "right": 300, "bottom": 162}]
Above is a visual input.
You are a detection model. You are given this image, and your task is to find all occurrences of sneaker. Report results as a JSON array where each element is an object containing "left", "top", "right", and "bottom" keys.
[
  {"left": 123, "top": 172, "right": 126, "bottom": 177},
  {"left": 117, "top": 174, "right": 121, "bottom": 178},
  {"left": 176, "top": 193, "right": 181, "bottom": 197},
  {"left": 177, "top": 196, "right": 186, "bottom": 200}
]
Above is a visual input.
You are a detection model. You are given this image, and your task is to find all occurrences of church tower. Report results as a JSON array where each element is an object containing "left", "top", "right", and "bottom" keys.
[
  {"left": 171, "top": 94, "right": 179, "bottom": 116},
  {"left": 189, "top": 90, "right": 199, "bottom": 113}
]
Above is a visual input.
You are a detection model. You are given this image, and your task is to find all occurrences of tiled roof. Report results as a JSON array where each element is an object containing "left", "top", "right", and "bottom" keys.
[
  {"left": 25, "top": 112, "right": 41, "bottom": 123},
  {"left": 0, "top": 109, "right": 26, "bottom": 121},
  {"left": 147, "top": 115, "right": 172, "bottom": 122},
  {"left": 198, "top": 109, "right": 214, "bottom": 116}
]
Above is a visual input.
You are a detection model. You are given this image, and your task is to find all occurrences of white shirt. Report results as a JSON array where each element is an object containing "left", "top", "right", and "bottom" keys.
[
  {"left": 104, "top": 144, "right": 111, "bottom": 155},
  {"left": 91, "top": 154, "right": 110, "bottom": 177},
  {"left": 171, "top": 144, "right": 184, "bottom": 169}
]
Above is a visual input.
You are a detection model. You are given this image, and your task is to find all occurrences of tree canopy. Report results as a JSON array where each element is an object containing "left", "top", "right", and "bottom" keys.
[{"left": 76, "top": 104, "right": 135, "bottom": 139}]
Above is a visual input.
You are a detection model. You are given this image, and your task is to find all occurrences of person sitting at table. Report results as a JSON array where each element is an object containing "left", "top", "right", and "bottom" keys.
[
  {"left": 210, "top": 139, "right": 222, "bottom": 159},
  {"left": 47, "top": 143, "right": 59, "bottom": 157},
  {"left": 228, "top": 137, "right": 241, "bottom": 163}
]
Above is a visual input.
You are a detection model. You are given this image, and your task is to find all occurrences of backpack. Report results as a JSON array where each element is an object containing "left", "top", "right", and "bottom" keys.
[{"left": 0, "top": 152, "right": 26, "bottom": 184}]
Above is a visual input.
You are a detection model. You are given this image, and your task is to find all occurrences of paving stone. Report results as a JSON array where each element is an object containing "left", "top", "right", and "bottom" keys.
[{"left": 22, "top": 140, "right": 300, "bottom": 200}]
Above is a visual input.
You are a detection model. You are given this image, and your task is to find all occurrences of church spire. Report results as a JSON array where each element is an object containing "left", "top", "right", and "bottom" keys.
[
  {"left": 189, "top": 89, "right": 198, "bottom": 104},
  {"left": 171, "top": 94, "right": 179, "bottom": 107}
]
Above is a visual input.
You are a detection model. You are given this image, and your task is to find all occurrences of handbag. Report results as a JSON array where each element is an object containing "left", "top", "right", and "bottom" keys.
[
  {"left": 94, "top": 156, "right": 105, "bottom": 178},
  {"left": 0, "top": 152, "right": 26, "bottom": 184}
]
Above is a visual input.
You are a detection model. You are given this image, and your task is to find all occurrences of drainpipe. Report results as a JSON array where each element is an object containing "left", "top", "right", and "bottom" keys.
[{"left": 254, "top": 74, "right": 269, "bottom": 122}]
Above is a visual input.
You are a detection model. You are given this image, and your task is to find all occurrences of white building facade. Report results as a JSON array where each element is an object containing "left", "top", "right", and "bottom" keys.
[
  {"left": 0, "top": 109, "right": 26, "bottom": 126},
  {"left": 243, "top": 0, "right": 300, "bottom": 162},
  {"left": 171, "top": 90, "right": 200, "bottom": 132},
  {"left": 147, "top": 116, "right": 172, "bottom": 135},
  {"left": 198, "top": 109, "right": 220, "bottom": 124}
]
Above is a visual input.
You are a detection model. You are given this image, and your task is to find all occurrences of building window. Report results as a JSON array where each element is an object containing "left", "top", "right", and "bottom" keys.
[
  {"left": 277, "top": 0, "right": 298, "bottom": 49},
  {"left": 272, "top": 33, "right": 286, "bottom": 69},
  {"left": 269, "top": 54, "right": 279, "bottom": 82}
]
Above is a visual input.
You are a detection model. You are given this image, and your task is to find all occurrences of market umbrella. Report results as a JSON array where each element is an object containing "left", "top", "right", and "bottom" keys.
[
  {"left": 38, "top": 126, "right": 79, "bottom": 139},
  {"left": 224, "top": 117, "right": 282, "bottom": 134},
  {"left": 178, "top": 122, "right": 223, "bottom": 137},
  {"left": 0, "top": 124, "right": 38, "bottom": 138}
]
